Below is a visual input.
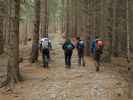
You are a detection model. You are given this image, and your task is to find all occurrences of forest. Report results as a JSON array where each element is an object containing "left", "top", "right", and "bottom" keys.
[{"left": 0, "top": 0, "right": 133, "bottom": 100}]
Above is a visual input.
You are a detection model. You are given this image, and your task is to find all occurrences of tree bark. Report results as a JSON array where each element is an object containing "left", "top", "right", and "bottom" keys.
[
  {"left": 0, "top": 1, "right": 4, "bottom": 55},
  {"left": 112, "top": 0, "right": 118, "bottom": 56},
  {"left": 40, "top": 0, "right": 48, "bottom": 37},
  {"left": 32, "top": 0, "right": 40, "bottom": 62},
  {"left": 0, "top": 16, "right": 3, "bottom": 55},
  {"left": 126, "top": 0, "right": 130, "bottom": 62},
  {"left": 66, "top": 0, "right": 70, "bottom": 37},
  {"left": 74, "top": 0, "right": 78, "bottom": 36},
  {"left": 24, "top": 20, "right": 28, "bottom": 45},
  {"left": 3, "top": 0, "right": 21, "bottom": 88}
]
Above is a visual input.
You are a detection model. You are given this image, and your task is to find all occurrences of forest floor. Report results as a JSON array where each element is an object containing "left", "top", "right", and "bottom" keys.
[{"left": 0, "top": 33, "right": 133, "bottom": 100}]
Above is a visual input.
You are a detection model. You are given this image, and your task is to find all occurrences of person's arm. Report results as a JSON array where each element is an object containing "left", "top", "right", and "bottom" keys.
[
  {"left": 62, "top": 43, "right": 65, "bottom": 50},
  {"left": 39, "top": 40, "right": 42, "bottom": 51},
  {"left": 76, "top": 42, "right": 79, "bottom": 49},
  {"left": 83, "top": 41, "right": 85, "bottom": 48},
  {"left": 48, "top": 41, "right": 52, "bottom": 50},
  {"left": 72, "top": 43, "right": 75, "bottom": 49}
]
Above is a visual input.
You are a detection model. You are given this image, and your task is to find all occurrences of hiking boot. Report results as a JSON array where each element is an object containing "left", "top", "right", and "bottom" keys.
[
  {"left": 83, "top": 63, "right": 86, "bottom": 67},
  {"left": 43, "top": 64, "right": 48, "bottom": 68},
  {"left": 96, "top": 66, "right": 100, "bottom": 72},
  {"left": 43, "top": 65, "right": 46, "bottom": 68},
  {"left": 128, "top": 67, "right": 131, "bottom": 71},
  {"left": 32, "top": 60, "right": 35, "bottom": 63}
]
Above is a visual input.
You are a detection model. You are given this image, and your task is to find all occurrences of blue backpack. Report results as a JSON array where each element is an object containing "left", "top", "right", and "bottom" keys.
[
  {"left": 66, "top": 44, "right": 73, "bottom": 50},
  {"left": 78, "top": 41, "right": 84, "bottom": 49}
]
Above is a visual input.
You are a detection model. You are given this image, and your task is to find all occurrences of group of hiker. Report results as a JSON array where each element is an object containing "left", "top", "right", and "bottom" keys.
[
  {"left": 37, "top": 35, "right": 104, "bottom": 72},
  {"left": 62, "top": 37, "right": 85, "bottom": 68},
  {"left": 62, "top": 36, "right": 104, "bottom": 71}
]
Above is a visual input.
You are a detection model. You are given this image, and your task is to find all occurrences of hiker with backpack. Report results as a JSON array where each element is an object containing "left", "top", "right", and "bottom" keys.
[
  {"left": 76, "top": 37, "right": 85, "bottom": 66},
  {"left": 62, "top": 39, "right": 75, "bottom": 68},
  {"left": 91, "top": 36, "right": 104, "bottom": 71},
  {"left": 40, "top": 36, "right": 52, "bottom": 68}
]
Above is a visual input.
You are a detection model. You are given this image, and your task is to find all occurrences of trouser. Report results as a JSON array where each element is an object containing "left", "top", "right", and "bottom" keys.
[
  {"left": 48, "top": 50, "right": 51, "bottom": 61},
  {"left": 42, "top": 48, "right": 49, "bottom": 67},
  {"left": 78, "top": 55, "right": 85, "bottom": 66},
  {"left": 95, "top": 49, "right": 102, "bottom": 66},
  {"left": 95, "top": 51, "right": 102, "bottom": 71},
  {"left": 41, "top": 47, "right": 50, "bottom": 61},
  {"left": 78, "top": 49, "right": 85, "bottom": 66},
  {"left": 65, "top": 50, "right": 73, "bottom": 67},
  {"left": 95, "top": 54, "right": 101, "bottom": 65}
]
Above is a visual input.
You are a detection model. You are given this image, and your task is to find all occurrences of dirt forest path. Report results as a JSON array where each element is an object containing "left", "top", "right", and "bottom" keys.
[{"left": 0, "top": 33, "right": 131, "bottom": 100}]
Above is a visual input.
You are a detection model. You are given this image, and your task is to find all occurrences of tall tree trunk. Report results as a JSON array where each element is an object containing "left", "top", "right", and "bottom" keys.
[
  {"left": 74, "top": 0, "right": 78, "bottom": 36},
  {"left": 4, "top": 0, "right": 21, "bottom": 88},
  {"left": 0, "top": 16, "right": 3, "bottom": 55},
  {"left": 45, "top": 0, "right": 48, "bottom": 37},
  {"left": 112, "top": 0, "right": 118, "bottom": 56},
  {"left": 126, "top": 0, "right": 130, "bottom": 62},
  {"left": 24, "top": 20, "right": 28, "bottom": 45},
  {"left": 101, "top": 0, "right": 112, "bottom": 62},
  {"left": 0, "top": 2, "right": 4, "bottom": 55},
  {"left": 83, "top": 0, "right": 91, "bottom": 56},
  {"left": 41, "top": 0, "right": 48, "bottom": 37},
  {"left": 32, "top": 0, "right": 40, "bottom": 62},
  {"left": 66, "top": 0, "right": 70, "bottom": 37}
]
